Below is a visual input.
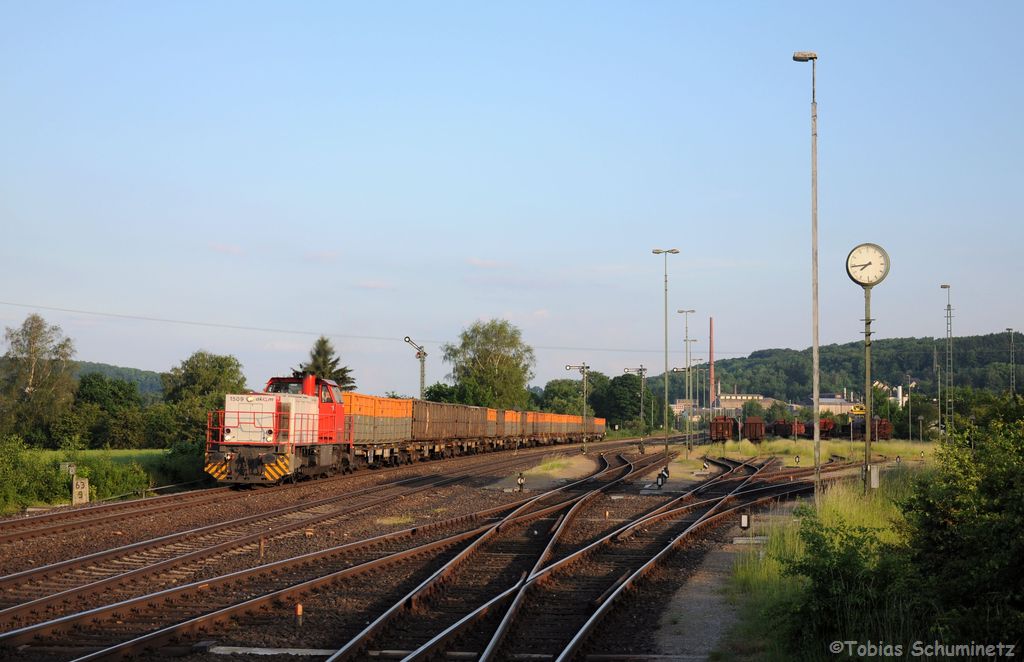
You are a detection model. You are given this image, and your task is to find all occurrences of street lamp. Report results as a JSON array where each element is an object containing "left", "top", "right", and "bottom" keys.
[
  {"left": 652, "top": 248, "right": 679, "bottom": 465},
  {"left": 906, "top": 378, "right": 916, "bottom": 441},
  {"left": 677, "top": 309, "right": 695, "bottom": 451},
  {"left": 1008, "top": 328, "right": 1016, "bottom": 395},
  {"left": 404, "top": 336, "right": 428, "bottom": 399},
  {"left": 941, "top": 284, "right": 953, "bottom": 439},
  {"left": 793, "top": 50, "right": 821, "bottom": 507},
  {"left": 624, "top": 365, "right": 648, "bottom": 444},
  {"left": 566, "top": 363, "right": 590, "bottom": 453}
]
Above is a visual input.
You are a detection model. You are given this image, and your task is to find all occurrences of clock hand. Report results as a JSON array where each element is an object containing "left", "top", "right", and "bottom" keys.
[{"left": 850, "top": 262, "right": 873, "bottom": 270}]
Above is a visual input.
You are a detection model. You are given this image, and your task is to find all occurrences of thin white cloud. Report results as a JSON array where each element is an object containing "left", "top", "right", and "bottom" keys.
[
  {"left": 304, "top": 250, "right": 339, "bottom": 262},
  {"left": 467, "top": 257, "right": 507, "bottom": 269},
  {"left": 210, "top": 243, "right": 244, "bottom": 256},
  {"left": 357, "top": 280, "right": 394, "bottom": 290},
  {"left": 533, "top": 309, "right": 550, "bottom": 319}
]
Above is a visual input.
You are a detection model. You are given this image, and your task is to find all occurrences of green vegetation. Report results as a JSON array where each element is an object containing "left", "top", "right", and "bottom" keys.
[
  {"left": 432, "top": 319, "right": 537, "bottom": 409},
  {"left": 719, "top": 438, "right": 937, "bottom": 466},
  {"left": 527, "top": 458, "right": 569, "bottom": 474},
  {"left": 719, "top": 419, "right": 1024, "bottom": 660},
  {"left": 0, "top": 436, "right": 151, "bottom": 515}
]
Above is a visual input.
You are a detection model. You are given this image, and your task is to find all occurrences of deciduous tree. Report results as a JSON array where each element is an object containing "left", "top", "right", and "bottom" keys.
[
  {"left": 1, "top": 314, "right": 76, "bottom": 446},
  {"left": 442, "top": 319, "right": 535, "bottom": 409}
]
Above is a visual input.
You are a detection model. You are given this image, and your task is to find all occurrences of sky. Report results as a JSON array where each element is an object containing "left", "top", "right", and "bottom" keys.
[{"left": 2, "top": 1, "right": 1022, "bottom": 396}]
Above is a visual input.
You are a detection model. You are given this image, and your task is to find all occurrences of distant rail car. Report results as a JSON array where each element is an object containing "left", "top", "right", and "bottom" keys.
[
  {"left": 742, "top": 416, "right": 765, "bottom": 442},
  {"left": 772, "top": 419, "right": 805, "bottom": 438},
  {"left": 709, "top": 416, "right": 739, "bottom": 443},
  {"left": 205, "top": 374, "right": 606, "bottom": 485}
]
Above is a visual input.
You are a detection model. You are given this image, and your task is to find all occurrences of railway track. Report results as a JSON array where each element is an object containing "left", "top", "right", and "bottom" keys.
[
  {"left": 0, "top": 450, "right": 644, "bottom": 660},
  {"left": 0, "top": 443, "right": 605, "bottom": 633},
  {"left": 0, "top": 487, "right": 232, "bottom": 546},
  {"left": 0, "top": 439, "right": 634, "bottom": 551},
  {"left": 0, "top": 450, "right": 851, "bottom": 660}
]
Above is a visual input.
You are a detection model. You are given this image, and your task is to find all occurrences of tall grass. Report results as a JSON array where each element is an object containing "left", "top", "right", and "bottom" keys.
[
  {"left": 720, "top": 467, "right": 923, "bottom": 661},
  {"left": 719, "top": 438, "right": 936, "bottom": 466}
]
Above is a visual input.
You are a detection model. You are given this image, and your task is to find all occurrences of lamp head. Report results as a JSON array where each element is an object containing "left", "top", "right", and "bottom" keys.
[
  {"left": 941, "top": 284, "right": 950, "bottom": 289},
  {"left": 793, "top": 51, "right": 818, "bottom": 62},
  {"left": 677, "top": 309, "right": 695, "bottom": 314}
]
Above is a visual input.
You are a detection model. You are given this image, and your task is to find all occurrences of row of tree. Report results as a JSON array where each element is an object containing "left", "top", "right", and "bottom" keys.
[
  {"left": 0, "top": 314, "right": 357, "bottom": 450},
  {"left": 4, "top": 313, "right": 1018, "bottom": 450}
]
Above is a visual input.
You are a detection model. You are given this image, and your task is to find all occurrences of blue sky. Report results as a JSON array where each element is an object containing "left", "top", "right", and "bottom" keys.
[{"left": 2, "top": 1, "right": 1022, "bottom": 395}]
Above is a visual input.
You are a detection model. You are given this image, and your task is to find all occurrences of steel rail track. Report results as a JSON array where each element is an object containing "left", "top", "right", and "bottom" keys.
[
  {"left": 0, "top": 448, "right": 577, "bottom": 631},
  {"left": 478, "top": 460, "right": 775, "bottom": 660},
  {"left": 323, "top": 453, "right": 670, "bottom": 661},
  {"left": 333, "top": 455, "right": 751, "bottom": 660},
  {"left": 0, "top": 438, "right": 632, "bottom": 549},
  {"left": 0, "top": 452, "right": 633, "bottom": 660},
  {"left": 389, "top": 453, "right": 678, "bottom": 662},
  {"left": 0, "top": 487, "right": 235, "bottom": 546}
]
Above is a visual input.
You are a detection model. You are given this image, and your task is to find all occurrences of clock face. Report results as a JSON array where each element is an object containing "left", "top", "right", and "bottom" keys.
[{"left": 846, "top": 243, "right": 890, "bottom": 286}]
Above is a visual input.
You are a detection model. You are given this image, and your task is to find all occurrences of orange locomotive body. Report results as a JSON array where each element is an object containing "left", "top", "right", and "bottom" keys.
[{"left": 205, "top": 375, "right": 606, "bottom": 485}]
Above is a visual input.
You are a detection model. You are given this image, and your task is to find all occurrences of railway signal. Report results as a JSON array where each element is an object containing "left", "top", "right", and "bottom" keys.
[{"left": 404, "top": 336, "right": 428, "bottom": 399}]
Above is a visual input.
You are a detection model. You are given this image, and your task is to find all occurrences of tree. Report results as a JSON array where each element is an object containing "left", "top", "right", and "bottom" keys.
[
  {"left": 742, "top": 400, "right": 766, "bottom": 419},
  {"left": 442, "top": 319, "right": 535, "bottom": 409},
  {"left": 1, "top": 314, "right": 76, "bottom": 446},
  {"left": 541, "top": 379, "right": 585, "bottom": 415},
  {"left": 292, "top": 336, "right": 356, "bottom": 390},
  {"left": 599, "top": 374, "right": 645, "bottom": 428},
  {"left": 163, "top": 351, "right": 248, "bottom": 443},
  {"left": 76, "top": 373, "right": 142, "bottom": 414}
]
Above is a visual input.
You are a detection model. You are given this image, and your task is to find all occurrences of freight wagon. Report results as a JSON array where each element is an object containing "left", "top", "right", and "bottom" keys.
[
  {"left": 741, "top": 416, "right": 765, "bottom": 442},
  {"left": 204, "top": 375, "right": 606, "bottom": 485},
  {"left": 709, "top": 416, "right": 739, "bottom": 442}
]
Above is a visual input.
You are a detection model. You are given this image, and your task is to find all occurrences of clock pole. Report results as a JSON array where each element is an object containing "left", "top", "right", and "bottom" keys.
[
  {"left": 846, "top": 242, "right": 889, "bottom": 496},
  {"left": 863, "top": 284, "right": 873, "bottom": 495}
]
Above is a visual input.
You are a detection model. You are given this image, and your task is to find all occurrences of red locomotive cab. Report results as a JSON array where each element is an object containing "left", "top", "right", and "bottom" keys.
[{"left": 262, "top": 375, "right": 350, "bottom": 447}]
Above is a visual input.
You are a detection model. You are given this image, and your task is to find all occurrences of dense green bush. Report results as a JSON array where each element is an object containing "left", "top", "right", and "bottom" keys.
[
  {"left": 0, "top": 435, "right": 152, "bottom": 514},
  {"left": 781, "top": 507, "right": 928, "bottom": 649},
  {"left": 902, "top": 421, "right": 1024, "bottom": 644},
  {"left": 766, "top": 420, "right": 1024, "bottom": 656},
  {"left": 155, "top": 438, "right": 208, "bottom": 485},
  {"left": 0, "top": 435, "right": 68, "bottom": 513}
]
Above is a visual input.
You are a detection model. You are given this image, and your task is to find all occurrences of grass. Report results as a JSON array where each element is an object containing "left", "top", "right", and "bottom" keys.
[
  {"left": 527, "top": 458, "right": 570, "bottom": 475},
  {"left": 715, "top": 438, "right": 936, "bottom": 467},
  {"left": 36, "top": 448, "right": 168, "bottom": 473},
  {"left": 715, "top": 466, "right": 921, "bottom": 661}
]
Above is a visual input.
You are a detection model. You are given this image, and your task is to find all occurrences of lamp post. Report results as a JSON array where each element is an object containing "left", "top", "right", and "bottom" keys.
[
  {"left": 906, "top": 378, "right": 916, "bottom": 441},
  {"left": 652, "top": 248, "right": 679, "bottom": 465},
  {"left": 404, "top": 336, "right": 428, "bottom": 399},
  {"left": 678, "top": 309, "right": 695, "bottom": 451},
  {"left": 793, "top": 50, "right": 821, "bottom": 507},
  {"left": 566, "top": 363, "right": 590, "bottom": 453},
  {"left": 1008, "top": 328, "right": 1016, "bottom": 395},
  {"left": 941, "top": 284, "right": 953, "bottom": 439},
  {"left": 624, "top": 365, "right": 648, "bottom": 443}
]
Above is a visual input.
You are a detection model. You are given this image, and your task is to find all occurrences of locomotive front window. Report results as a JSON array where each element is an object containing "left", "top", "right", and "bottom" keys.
[
  {"left": 267, "top": 381, "right": 302, "bottom": 394},
  {"left": 320, "top": 385, "right": 334, "bottom": 403}
]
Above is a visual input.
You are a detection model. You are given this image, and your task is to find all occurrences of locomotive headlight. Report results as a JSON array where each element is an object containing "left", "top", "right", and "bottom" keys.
[
  {"left": 224, "top": 428, "right": 234, "bottom": 440},
  {"left": 264, "top": 429, "right": 274, "bottom": 441}
]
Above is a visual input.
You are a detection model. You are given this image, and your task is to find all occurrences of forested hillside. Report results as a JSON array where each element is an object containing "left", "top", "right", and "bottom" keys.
[
  {"left": 75, "top": 361, "right": 164, "bottom": 398},
  {"left": 659, "top": 332, "right": 1021, "bottom": 404}
]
